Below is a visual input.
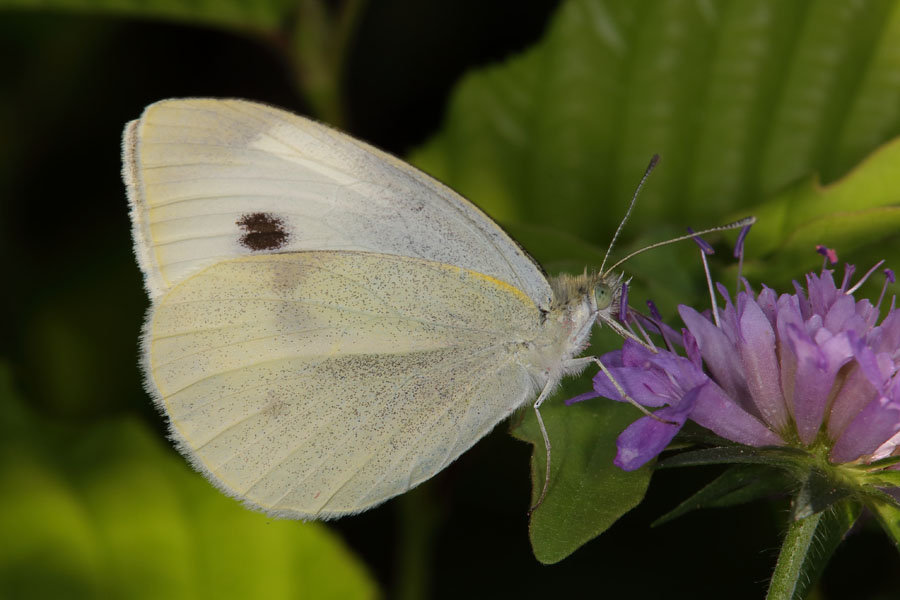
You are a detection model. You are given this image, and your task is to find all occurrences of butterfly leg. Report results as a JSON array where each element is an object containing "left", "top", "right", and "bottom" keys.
[
  {"left": 529, "top": 355, "right": 673, "bottom": 514},
  {"left": 529, "top": 356, "right": 595, "bottom": 514},
  {"left": 529, "top": 380, "right": 557, "bottom": 514}
]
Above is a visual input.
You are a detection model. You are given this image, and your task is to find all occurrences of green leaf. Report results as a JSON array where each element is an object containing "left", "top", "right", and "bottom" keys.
[
  {"left": 791, "top": 467, "right": 854, "bottom": 521},
  {"left": 510, "top": 381, "right": 651, "bottom": 564},
  {"left": 0, "top": 364, "right": 379, "bottom": 600},
  {"left": 0, "top": 0, "right": 295, "bottom": 31},
  {"left": 411, "top": 0, "right": 900, "bottom": 304},
  {"left": 868, "top": 495, "right": 900, "bottom": 553},
  {"left": 866, "top": 487, "right": 900, "bottom": 511},
  {"left": 766, "top": 499, "right": 862, "bottom": 600},
  {"left": 861, "top": 455, "right": 900, "bottom": 470},
  {"left": 657, "top": 446, "right": 810, "bottom": 471},
  {"left": 742, "top": 136, "right": 900, "bottom": 284},
  {"left": 866, "top": 470, "right": 900, "bottom": 488},
  {"left": 653, "top": 464, "right": 794, "bottom": 527}
]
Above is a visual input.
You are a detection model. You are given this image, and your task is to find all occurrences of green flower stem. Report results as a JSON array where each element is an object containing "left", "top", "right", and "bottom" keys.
[
  {"left": 394, "top": 483, "right": 441, "bottom": 600},
  {"left": 766, "top": 512, "right": 822, "bottom": 600}
]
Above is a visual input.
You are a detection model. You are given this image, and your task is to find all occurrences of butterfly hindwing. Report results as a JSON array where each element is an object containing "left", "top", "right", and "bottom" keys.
[{"left": 146, "top": 251, "right": 541, "bottom": 517}]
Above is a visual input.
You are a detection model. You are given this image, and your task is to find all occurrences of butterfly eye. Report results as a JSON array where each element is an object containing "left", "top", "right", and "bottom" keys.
[{"left": 594, "top": 283, "right": 613, "bottom": 310}]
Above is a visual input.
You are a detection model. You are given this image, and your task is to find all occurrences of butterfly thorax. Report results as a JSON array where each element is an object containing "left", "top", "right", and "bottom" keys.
[{"left": 520, "top": 271, "right": 624, "bottom": 387}]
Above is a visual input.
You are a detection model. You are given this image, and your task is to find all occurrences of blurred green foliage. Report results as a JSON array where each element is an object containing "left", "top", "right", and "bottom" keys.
[
  {"left": 0, "top": 0, "right": 297, "bottom": 30},
  {"left": 2, "top": 0, "right": 900, "bottom": 598},
  {"left": 0, "top": 363, "right": 377, "bottom": 599}
]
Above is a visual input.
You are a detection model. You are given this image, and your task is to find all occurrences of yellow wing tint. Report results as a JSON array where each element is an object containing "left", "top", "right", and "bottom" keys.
[{"left": 144, "top": 251, "right": 543, "bottom": 518}]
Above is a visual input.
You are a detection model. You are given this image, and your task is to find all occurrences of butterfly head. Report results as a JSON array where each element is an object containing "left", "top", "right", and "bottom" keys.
[
  {"left": 590, "top": 273, "right": 625, "bottom": 321},
  {"left": 548, "top": 271, "right": 627, "bottom": 356}
]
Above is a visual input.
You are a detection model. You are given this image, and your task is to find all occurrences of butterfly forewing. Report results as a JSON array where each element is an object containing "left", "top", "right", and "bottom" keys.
[{"left": 125, "top": 98, "right": 552, "bottom": 308}]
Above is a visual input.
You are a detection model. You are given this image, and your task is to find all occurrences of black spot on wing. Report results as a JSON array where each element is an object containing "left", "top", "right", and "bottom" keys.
[{"left": 237, "top": 212, "right": 290, "bottom": 251}]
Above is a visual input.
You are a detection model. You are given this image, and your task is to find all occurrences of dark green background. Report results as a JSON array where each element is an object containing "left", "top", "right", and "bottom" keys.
[{"left": 3, "top": 1, "right": 900, "bottom": 598}]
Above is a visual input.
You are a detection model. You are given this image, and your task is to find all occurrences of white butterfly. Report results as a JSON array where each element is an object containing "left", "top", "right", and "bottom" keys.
[{"left": 124, "top": 98, "right": 708, "bottom": 519}]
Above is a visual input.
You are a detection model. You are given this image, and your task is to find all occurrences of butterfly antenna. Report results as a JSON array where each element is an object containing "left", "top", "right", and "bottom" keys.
[
  {"left": 602, "top": 216, "right": 756, "bottom": 277},
  {"left": 599, "top": 154, "right": 660, "bottom": 276}
]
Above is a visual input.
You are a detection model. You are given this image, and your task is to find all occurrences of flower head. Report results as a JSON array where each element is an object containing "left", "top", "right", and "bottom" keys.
[{"left": 569, "top": 246, "right": 900, "bottom": 473}]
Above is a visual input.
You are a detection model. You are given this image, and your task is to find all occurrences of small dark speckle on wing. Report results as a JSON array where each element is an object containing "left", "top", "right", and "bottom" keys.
[{"left": 237, "top": 212, "right": 290, "bottom": 251}]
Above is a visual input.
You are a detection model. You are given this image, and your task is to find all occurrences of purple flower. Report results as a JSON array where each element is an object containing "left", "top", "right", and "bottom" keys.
[{"left": 570, "top": 252, "right": 900, "bottom": 473}]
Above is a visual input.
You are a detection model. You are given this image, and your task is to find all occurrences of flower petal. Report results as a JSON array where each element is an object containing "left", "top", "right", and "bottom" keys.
[
  {"left": 775, "top": 293, "right": 804, "bottom": 421},
  {"left": 871, "top": 428, "right": 900, "bottom": 461},
  {"left": 614, "top": 390, "right": 698, "bottom": 471},
  {"left": 737, "top": 296, "right": 788, "bottom": 431},
  {"left": 870, "top": 309, "right": 900, "bottom": 354},
  {"left": 756, "top": 286, "right": 778, "bottom": 323},
  {"left": 565, "top": 390, "right": 600, "bottom": 405},
  {"left": 827, "top": 334, "right": 895, "bottom": 446},
  {"left": 632, "top": 345, "right": 707, "bottom": 391},
  {"left": 851, "top": 334, "right": 894, "bottom": 393},
  {"left": 591, "top": 366, "right": 675, "bottom": 408},
  {"left": 826, "top": 363, "right": 879, "bottom": 441},
  {"left": 830, "top": 393, "right": 900, "bottom": 462},
  {"left": 683, "top": 329, "right": 702, "bottom": 369},
  {"left": 823, "top": 294, "right": 857, "bottom": 334},
  {"left": 784, "top": 326, "right": 854, "bottom": 444},
  {"left": 588, "top": 341, "right": 705, "bottom": 408},
  {"left": 688, "top": 381, "right": 784, "bottom": 446},
  {"left": 807, "top": 271, "right": 839, "bottom": 316},
  {"left": 679, "top": 304, "right": 753, "bottom": 412},
  {"left": 853, "top": 297, "right": 878, "bottom": 331}
]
